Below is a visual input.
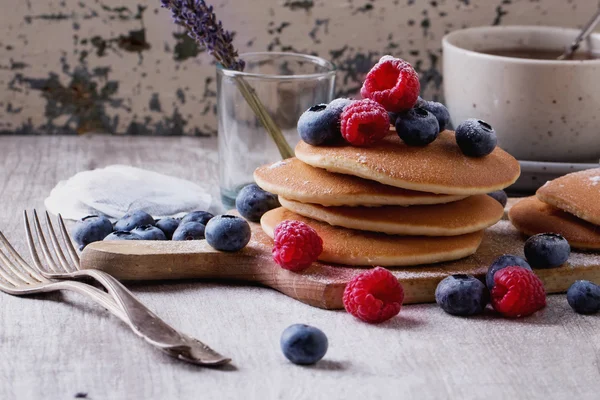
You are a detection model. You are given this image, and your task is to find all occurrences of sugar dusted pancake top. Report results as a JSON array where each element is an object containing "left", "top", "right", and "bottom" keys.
[
  {"left": 509, "top": 196, "right": 600, "bottom": 250},
  {"left": 295, "top": 130, "right": 520, "bottom": 195},
  {"left": 279, "top": 194, "right": 503, "bottom": 236},
  {"left": 261, "top": 207, "right": 484, "bottom": 267},
  {"left": 254, "top": 158, "right": 467, "bottom": 207},
  {"left": 537, "top": 168, "right": 600, "bottom": 226}
]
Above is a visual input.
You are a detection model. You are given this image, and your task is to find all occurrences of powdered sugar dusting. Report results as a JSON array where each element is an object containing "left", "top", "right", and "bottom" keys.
[
  {"left": 268, "top": 160, "right": 288, "bottom": 169},
  {"left": 589, "top": 176, "right": 600, "bottom": 186}
]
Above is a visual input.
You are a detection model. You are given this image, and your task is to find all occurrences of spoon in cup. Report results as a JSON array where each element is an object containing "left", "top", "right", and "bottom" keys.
[{"left": 558, "top": 8, "right": 600, "bottom": 60}]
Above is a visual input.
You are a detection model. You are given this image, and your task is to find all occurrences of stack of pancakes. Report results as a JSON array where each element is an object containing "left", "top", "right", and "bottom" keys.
[
  {"left": 509, "top": 168, "right": 600, "bottom": 250},
  {"left": 255, "top": 130, "right": 521, "bottom": 267}
]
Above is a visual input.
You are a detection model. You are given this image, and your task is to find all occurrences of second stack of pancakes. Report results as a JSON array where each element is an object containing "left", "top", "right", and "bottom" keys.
[{"left": 255, "top": 130, "right": 521, "bottom": 267}]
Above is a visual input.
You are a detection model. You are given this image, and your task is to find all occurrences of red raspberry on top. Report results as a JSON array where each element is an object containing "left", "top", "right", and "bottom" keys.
[
  {"left": 272, "top": 220, "right": 323, "bottom": 272},
  {"left": 340, "top": 99, "right": 390, "bottom": 146},
  {"left": 343, "top": 267, "right": 404, "bottom": 323},
  {"left": 360, "top": 55, "right": 420, "bottom": 112},
  {"left": 491, "top": 266, "right": 546, "bottom": 318}
]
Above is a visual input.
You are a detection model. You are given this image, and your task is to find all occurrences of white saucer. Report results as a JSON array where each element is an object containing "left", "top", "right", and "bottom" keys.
[{"left": 509, "top": 160, "right": 599, "bottom": 195}]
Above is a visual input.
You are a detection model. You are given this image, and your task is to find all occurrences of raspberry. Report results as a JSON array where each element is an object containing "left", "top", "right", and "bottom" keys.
[
  {"left": 491, "top": 266, "right": 546, "bottom": 318},
  {"left": 343, "top": 267, "right": 404, "bottom": 323},
  {"left": 340, "top": 99, "right": 390, "bottom": 146},
  {"left": 272, "top": 220, "right": 323, "bottom": 272},
  {"left": 360, "top": 55, "right": 420, "bottom": 112}
]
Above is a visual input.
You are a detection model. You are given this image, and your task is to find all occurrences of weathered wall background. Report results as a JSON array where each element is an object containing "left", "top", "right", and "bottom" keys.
[{"left": 0, "top": 0, "right": 595, "bottom": 135}]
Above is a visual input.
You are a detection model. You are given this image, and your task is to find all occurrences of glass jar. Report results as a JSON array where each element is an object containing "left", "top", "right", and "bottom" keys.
[{"left": 217, "top": 52, "right": 336, "bottom": 208}]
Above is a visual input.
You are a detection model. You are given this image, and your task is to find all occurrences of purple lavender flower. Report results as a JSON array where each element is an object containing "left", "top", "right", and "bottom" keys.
[{"left": 161, "top": 0, "right": 245, "bottom": 71}]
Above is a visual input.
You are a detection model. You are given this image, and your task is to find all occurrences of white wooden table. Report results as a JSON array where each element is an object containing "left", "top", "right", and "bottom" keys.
[{"left": 0, "top": 135, "right": 599, "bottom": 400}]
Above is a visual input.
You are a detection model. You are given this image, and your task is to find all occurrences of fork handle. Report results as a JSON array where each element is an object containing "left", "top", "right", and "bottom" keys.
[{"left": 57, "top": 268, "right": 230, "bottom": 365}]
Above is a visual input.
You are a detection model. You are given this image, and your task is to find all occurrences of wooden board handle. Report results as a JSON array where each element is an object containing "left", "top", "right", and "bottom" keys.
[{"left": 80, "top": 239, "right": 346, "bottom": 309}]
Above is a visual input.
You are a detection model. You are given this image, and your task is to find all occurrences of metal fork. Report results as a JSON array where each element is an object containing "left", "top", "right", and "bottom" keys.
[{"left": 13, "top": 210, "right": 230, "bottom": 366}]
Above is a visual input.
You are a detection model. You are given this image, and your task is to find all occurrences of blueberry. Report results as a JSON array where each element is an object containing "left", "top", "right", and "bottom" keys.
[
  {"left": 131, "top": 225, "right": 167, "bottom": 240},
  {"left": 388, "top": 112, "right": 399, "bottom": 125},
  {"left": 486, "top": 254, "right": 532, "bottom": 289},
  {"left": 297, "top": 98, "right": 352, "bottom": 146},
  {"left": 280, "top": 324, "right": 328, "bottom": 365},
  {"left": 235, "top": 184, "right": 280, "bottom": 222},
  {"left": 205, "top": 215, "right": 251, "bottom": 252},
  {"left": 419, "top": 100, "right": 450, "bottom": 132},
  {"left": 435, "top": 274, "right": 489, "bottom": 316},
  {"left": 114, "top": 210, "right": 155, "bottom": 231},
  {"left": 524, "top": 233, "right": 571, "bottom": 269},
  {"left": 72, "top": 215, "right": 113, "bottom": 250},
  {"left": 487, "top": 190, "right": 508, "bottom": 207},
  {"left": 395, "top": 107, "right": 440, "bottom": 146},
  {"left": 155, "top": 218, "right": 180, "bottom": 239},
  {"left": 455, "top": 118, "right": 497, "bottom": 157},
  {"left": 104, "top": 231, "right": 143, "bottom": 241},
  {"left": 567, "top": 280, "right": 600, "bottom": 314},
  {"left": 180, "top": 211, "right": 214, "bottom": 226},
  {"left": 172, "top": 221, "right": 206, "bottom": 241}
]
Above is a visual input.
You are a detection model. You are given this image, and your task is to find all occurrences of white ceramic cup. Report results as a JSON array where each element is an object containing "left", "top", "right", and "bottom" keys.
[{"left": 442, "top": 26, "right": 600, "bottom": 162}]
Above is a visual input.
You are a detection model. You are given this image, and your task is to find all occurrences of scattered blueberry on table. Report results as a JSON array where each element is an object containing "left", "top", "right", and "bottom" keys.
[
  {"left": 567, "top": 280, "right": 600, "bottom": 314},
  {"left": 487, "top": 190, "right": 508, "bottom": 208},
  {"left": 486, "top": 254, "right": 532, "bottom": 289},
  {"left": 455, "top": 118, "right": 497, "bottom": 157},
  {"left": 104, "top": 231, "right": 143, "bottom": 241},
  {"left": 72, "top": 215, "right": 113, "bottom": 250},
  {"left": 172, "top": 221, "right": 206, "bottom": 241},
  {"left": 435, "top": 274, "right": 489, "bottom": 316},
  {"left": 280, "top": 324, "right": 328, "bottom": 365},
  {"left": 205, "top": 215, "right": 251, "bottom": 252},
  {"left": 131, "top": 225, "right": 167, "bottom": 240},
  {"left": 395, "top": 107, "right": 440, "bottom": 146},
  {"left": 235, "top": 183, "right": 280, "bottom": 222},
  {"left": 297, "top": 98, "right": 352, "bottom": 146},
  {"left": 180, "top": 210, "right": 214, "bottom": 226},
  {"left": 155, "top": 218, "right": 181, "bottom": 239},
  {"left": 114, "top": 210, "right": 155, "bottom": 231},
  {"left": 524, "top": 233, "right": 571, "bottom": 269}
]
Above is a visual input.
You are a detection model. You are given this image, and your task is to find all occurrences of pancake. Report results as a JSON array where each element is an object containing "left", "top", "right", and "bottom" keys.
[
  {"left": 508, "top": 196, "right": 600, "bottom": 250},
  {"left": 295, "top": 130, "right": 520, "bottom": 195},
  {"left": 537, "top": 168, "right": 600, "bottom": 226},
  {"left": 279, "top": 194, "right": 503, "bottom": 236},
  {"left": 261, "top": 207, "right": 484, "bottom": 266},
  {"left": 254, "top": 158, "right": 467, "bottom": 207}
]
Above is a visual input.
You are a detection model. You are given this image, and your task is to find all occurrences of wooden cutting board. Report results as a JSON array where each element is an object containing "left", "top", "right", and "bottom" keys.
[{"left": 80, "top": 214, "right": 600, "bottom": 310}]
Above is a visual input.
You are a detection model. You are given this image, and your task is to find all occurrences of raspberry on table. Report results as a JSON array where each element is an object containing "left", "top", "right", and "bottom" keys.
[
  {"left": 360, "top": 55, "right": 420, "bottom": 112},
  {"left": 340, "top": 99, "right": 390, "bottom": 146},
  {"left": 343, "top": 267, "right": 404, "bottom": 323},
  {"left": 491, "top": 266, "right": 546, "bottom": 318},
  {"left": 272, "top": 220, "right": 323, "bottom": 272},
  {"left": 485, "top": 254, "right": 532, "bottom": 289}
]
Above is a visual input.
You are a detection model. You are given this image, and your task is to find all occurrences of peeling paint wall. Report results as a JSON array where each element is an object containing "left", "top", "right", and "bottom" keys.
[{"left": 0, "top": 0, "right": 595, "bottom": 135}]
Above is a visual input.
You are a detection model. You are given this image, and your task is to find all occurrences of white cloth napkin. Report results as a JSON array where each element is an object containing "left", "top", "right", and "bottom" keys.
[{"left": 45, "top": 165, "right": 212, "bottom": 221}]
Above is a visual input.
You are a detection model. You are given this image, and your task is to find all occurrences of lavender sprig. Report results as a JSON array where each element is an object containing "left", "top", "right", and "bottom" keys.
[
  {"left": 161, "top": 0, "right": 245, "bottom": 71},
  {"left": 160, "top": 0, "right": 293, "bottom": 158}
]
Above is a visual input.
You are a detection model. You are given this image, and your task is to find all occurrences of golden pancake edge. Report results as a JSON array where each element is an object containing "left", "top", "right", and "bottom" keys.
[
  {"left": 508, "top": 196, "right": 600, "bottom": 250},
  {"left": 261, "top": 207, "right": 485, "bottom": 266},
  {"left": 537, "top": 168, "right": 600, "bottom": 226},
  {"left": 295, "top": 130, "right": 520, "bottom": 195},
  {"left": 278, "top": 194, "right": 503, "bottom": 236},
  {"left": 254, "top": 158, "right": 467, "bottom": 207}
]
